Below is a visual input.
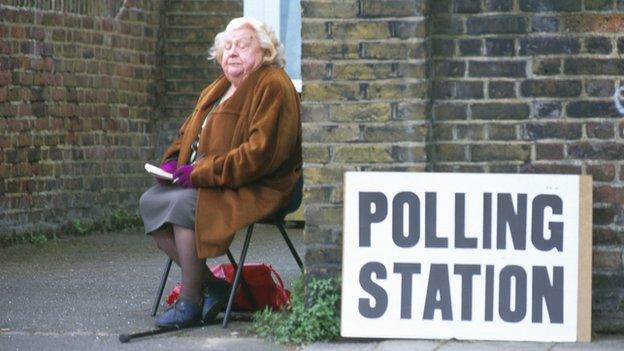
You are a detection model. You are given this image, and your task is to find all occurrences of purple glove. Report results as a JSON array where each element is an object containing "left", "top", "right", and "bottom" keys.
[
  {"left": 173, "top": 164, "right": 194, "bottom": 188},
  {"left": 156, "top": 159, "right": 178, "bottom": 185}
]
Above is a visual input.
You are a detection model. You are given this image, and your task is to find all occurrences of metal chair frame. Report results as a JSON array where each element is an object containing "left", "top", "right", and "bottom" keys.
[{"left": 151, "top": 216, "right": 304, "bottom": 328}]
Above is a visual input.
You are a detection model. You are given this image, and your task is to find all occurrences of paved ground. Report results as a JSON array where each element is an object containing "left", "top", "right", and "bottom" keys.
[
  {"left": 0, "top": 227, "right": 623, "bottom": 350},
  {"left": 0, "top": 226, "right": 302, "bottom": 350}
]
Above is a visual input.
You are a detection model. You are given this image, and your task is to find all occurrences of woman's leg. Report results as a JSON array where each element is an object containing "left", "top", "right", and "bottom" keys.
[
  {"left": 152, "top": 225, "right": 180, "bottom": 265},
  {"left": 153, "top": 223, "right": 218, "bottom": 285},
  {"left": 172, "top": 224, "right": 207, "bottom": 305},
  {"left": 153, "top": 223, "right": 227, "bottom": 325}
]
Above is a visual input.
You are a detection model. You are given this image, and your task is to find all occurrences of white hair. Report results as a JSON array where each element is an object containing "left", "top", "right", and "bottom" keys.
[{"left": 208, "top": 17, "right": 285, "bottom": 68}]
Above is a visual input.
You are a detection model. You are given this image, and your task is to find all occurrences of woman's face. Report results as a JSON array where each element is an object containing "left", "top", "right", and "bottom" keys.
[{"left": 220, "top": 26, "right": 264, "bottom": 84}]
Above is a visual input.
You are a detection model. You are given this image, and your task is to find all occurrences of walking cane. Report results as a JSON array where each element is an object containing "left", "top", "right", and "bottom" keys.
[
  {"left": 119, "top": 324, "right": 205, "bottom": 343},
  {"left": 118, "top": 314, "right": 251, "bottom": 343},
  {"left": 119, "top": 325, "right": 182, "bottom": 343}
]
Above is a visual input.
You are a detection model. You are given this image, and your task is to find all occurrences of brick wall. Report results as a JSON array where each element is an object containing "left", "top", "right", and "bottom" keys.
[
  {"left": 300, "top": 0, "right": 429, "bottom": 278},
  {"left": 157, "top": 0, "right": 242, "bottom": 154},
  {"left": 0, "top": 0, "right": 164, "bottom": 240},
  {"left": 302, "top": 0, "right": 624, "bottom": 331},
  {"left": 0, "top": 0, "right": 244, "bottom": 241},
  {"left": 429, "top": 0, "right": 624, "bottom": 331}
]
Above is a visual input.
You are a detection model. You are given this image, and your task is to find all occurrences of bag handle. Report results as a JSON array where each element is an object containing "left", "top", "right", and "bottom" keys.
[
  {"left": 267, "top": 264, "right": 290, "bottom": 306},
  {"left": 267, "top": 264, "right": 285, "bottom": 290}
]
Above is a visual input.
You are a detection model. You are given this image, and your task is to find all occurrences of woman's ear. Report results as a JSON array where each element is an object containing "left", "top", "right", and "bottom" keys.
[{"left": 263, "top": 48, "right": 274, "bottom": 65}]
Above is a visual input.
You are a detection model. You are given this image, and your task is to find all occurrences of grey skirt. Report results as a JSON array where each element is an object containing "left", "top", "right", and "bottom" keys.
[{"left": 139, "top": 184, "right": 198, "bottom": 234}]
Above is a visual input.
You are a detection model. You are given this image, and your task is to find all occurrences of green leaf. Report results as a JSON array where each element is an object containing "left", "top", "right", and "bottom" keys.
[{"left": 250, "top": 276, "right": 341, "bottom": 345}]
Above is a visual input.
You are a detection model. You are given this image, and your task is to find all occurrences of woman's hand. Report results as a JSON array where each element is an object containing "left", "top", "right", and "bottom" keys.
[
  {"left": 156, "top": 159, "right": 178, "bottom": 185},
  {"left": 173, "top": 164, "right": 194, "bottom": 188}
]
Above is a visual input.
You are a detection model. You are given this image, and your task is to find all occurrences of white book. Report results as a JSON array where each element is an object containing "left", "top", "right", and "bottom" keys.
[{"left": 144, "top": 163, "right": 173, "bottom": 180}]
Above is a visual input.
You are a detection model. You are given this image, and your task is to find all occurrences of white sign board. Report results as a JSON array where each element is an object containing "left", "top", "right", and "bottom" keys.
[{"left": 341, "top": 172, "right": 592, "bottom": 342}]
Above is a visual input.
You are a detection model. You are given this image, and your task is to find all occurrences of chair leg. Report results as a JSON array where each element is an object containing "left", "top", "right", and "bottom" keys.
[
  {"left": 151, "top": 258, "right": 173, "bottom": 316},
  {"left": 276, "top": 220, "right": 304, "bottom": 271},
  {"left": 222, "top": 224, "right": 254, "bottom": 328},
  {"left": 225, "top": 249, "right": 258, "bottom": 310},
  {"left": 226, "top": 250, "right": 237, "bottom": 266}
]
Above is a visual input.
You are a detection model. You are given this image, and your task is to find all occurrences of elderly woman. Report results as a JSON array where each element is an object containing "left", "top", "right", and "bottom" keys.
[{"left": 139, "top": 17, "right": 302, "bottom": 327}]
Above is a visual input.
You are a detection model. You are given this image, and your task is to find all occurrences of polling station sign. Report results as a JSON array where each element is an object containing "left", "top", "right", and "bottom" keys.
[{"left": 341, "top": 172, "right": 592, "bottom": 342}]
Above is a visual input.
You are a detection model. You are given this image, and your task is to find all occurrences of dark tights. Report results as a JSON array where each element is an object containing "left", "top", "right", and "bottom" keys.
[{"left": 152, "top": 224, "right": 217, "bottom": 306}]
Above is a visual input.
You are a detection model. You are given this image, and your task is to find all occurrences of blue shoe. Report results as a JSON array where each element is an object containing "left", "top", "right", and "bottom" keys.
[
  {"left": 155, "top": 297, "right": 202, "bottom": 328},
  {"left": 201, "top": 279, "right": 230, "bottom": 323}
]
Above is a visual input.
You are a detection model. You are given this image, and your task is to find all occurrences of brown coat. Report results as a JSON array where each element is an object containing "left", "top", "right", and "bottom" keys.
[{"left": 161, "top": 66, "right": 302, "bottom": 258}]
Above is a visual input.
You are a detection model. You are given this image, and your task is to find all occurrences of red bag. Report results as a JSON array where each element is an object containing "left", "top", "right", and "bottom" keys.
[{"left": 210, "top": 263, "right": 291, "bottom": 311}]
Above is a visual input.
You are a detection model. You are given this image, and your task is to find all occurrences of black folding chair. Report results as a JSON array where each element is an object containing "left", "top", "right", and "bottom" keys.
[{"left": 151, "top": 176, "right": 304, "bottom": 328}]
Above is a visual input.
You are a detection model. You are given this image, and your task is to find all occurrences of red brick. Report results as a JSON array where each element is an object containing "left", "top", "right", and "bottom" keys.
[
  {"left": 51, "top": 88, "right": 66, "bottom": 101},
  {"left": 50, "top": 118, "right": 63, "bottom": 130},
  {"left": 10, "top": 26, "right": 26, "bottom": 39},
  {"left": 52, "top": 29, "right": 67, "bottom": 42},
  {"left": 26, "top": 27, "right": 44, "bottom": 41},
  {"left": 587, "top": 164, "right": 616, "bottom": 182},
  {"left": 0, "top": 56, "right": 9, "bottom": 71},
  {"left": 43, "top": 58, "right": 54, "bottom": 71},
  {"left": 33, "top": 73, "right": 45, "bottom": 86},
  {"left": 16, "top": 104, "right": 32, "bottom": 117},
  {"left": 101, "top": 19, "right": 113, "bottom": 31},
  {"left": 564, "top": 14, "right": 624, "bottom": 33},
  {"left": 81, "top": 17, "right": 94, "bottom": 30},
  {"left": 15, "top": 57, "right": 28, "bottom": 70},
  {"left": 0, "top": 40, "right": 10, "bottom": 55},
  {"left": 594, "top": 206, "right": 615, "bottom": 225},
  {"left": 6, "top": 119, "right": 18, "bottom": 132},
  {"left": 593, "top": 247, "right": 623, "bottom": 269},
  {"left": 521, "top": 164, "right": 582, "bottom": 174},
  {"left": 120, "top": 22, "right": 132, "bottom": 35},
  {"left": 587, "top": 122, "right": 614, "bottom": 139},
  {"left": 594, "top": 186, "right": 624, "bottom": 203},
  {"left": 568, "top": 141, "right": 624, "bottom": 160},
  {"left": 30, "top": 58, "right": 44, "bottom": 71},
  {"left": 0, "top": 134, "right": 9, "bottom": 148},
  {"left": 130, "top": 24, "right": 143, "bottom": 37},
  {"left": 0, "top": 71, "right": 12, "bottom": 86},
  {"left": 593, "top": 228, "right": 624, "bottom": 245}
]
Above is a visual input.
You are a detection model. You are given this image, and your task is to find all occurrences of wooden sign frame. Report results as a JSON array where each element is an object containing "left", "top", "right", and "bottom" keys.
[
  {"left": 341, "top": 172, "right": 593, "bottom": 342},
  {"left": 577, "top": 176, "right": 592, "bottom": 342}
]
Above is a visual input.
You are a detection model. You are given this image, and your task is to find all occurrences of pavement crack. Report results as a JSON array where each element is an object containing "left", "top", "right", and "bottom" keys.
[
  {"left": 431, "top": 339, "right": 449, "bottom": 350},
  {"left": 1, "top": 330, "right": 115, "bottom": 337}
]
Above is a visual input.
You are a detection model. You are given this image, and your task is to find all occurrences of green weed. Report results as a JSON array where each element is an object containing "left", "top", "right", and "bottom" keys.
[
  {"left": 2, "top": 207, "right": 141, "bottom": 247},
  {"left": 250, "top": 276, "right": 341, "bottom": 345},
  {"left": 72, "top": 220, "right": 91, "bottom": 235},
  {"left": 27, "top": 233, "right": 48, "bottom": 244},
  {"left": 103, "top": 208, "right": 142, "bottom": 231}
]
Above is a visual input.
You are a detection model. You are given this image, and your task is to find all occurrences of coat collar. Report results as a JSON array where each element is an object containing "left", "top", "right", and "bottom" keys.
[
  {"left": 197, "top": 65, "right": 271, "bottom": 112},
  {"left": 176, "top": 66, "right": 274, "bottom": 164}
]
